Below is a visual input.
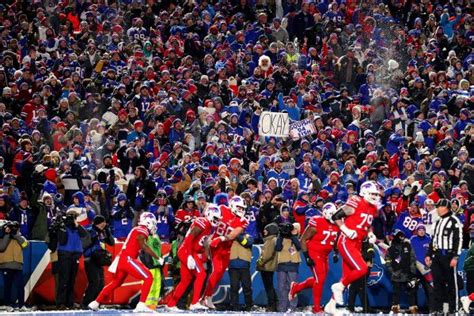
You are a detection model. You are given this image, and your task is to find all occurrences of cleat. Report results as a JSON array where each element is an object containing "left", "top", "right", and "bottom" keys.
[
  {"left": 202, "top": 296, "right": 216, "bottom": 309},
  {"left": 331, "top": 282, "right": 345, "bottom": 305},
  {"left": 134, "top": 302, "right": 155, "bottom": 312},
  {"left": 288, "top": 281, "right": 297, "bottom": 301},
  {"left": 146, "top": 305, "right": 157, "bottom": 311},
  {"left": 461, "top": 296, "right": 471, "bottom": 313},
  {"left": 165, "top": 305, "right": 182, "bottom": 312},
  {"left": 324, "top": 299, "right": 338, "bottom": 314},
  {"left": 88, "top": 300, "right": 100, "bottom": 311},
  {"left": 189, "top": 303, "right": 209, "bottom": 310}
]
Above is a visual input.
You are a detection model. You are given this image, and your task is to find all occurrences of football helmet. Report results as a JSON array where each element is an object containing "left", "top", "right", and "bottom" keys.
[
  {"left": 205, "top": 203, "right": 222, "bottom": 227},
  {"left": 229, "top": 195, "right": 246, "bottom": 218},
  {"left": 139, "top": 212, "right": 157, "bottom": 234},
  {"left": 360, "top": 181, "right": 381, "bottom": 206}
]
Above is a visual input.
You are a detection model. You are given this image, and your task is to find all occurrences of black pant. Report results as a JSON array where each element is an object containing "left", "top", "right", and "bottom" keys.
[
  {"left": 56, "top": 251, "right": 81, "bottom": 307},
  {"left": 416, "top": 270, "right": 434, "bottom": 312},
  {"left": 229, "top": 268, "right": 252, "bottom": 309},
  {"left": 431, "top": 253, "right": 458, "bottom": 313},
  {"left": 2, "top": 269, "right": 24, "bottom": 307},
  {"left": 82, "top": 258, "right": 104, "bottom": 306},
  {"left": 392, "top": 281, "right": 416, "bottom": 306},
  {"left": 348, "top": 273, "right": 368, "bottom": 312},
  {"left": 260, "top": 271, "right": 277, "bottom": 310},
  {"left": 466, "top": 270, "right": 474, "bottom": 295}
]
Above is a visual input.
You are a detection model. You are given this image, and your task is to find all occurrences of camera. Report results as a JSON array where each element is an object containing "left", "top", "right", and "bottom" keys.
[
  {"left": 49, "top": 213, "right": 77, "bottom": 233},
  {"left": 279, "top": 223, "right": 294, "bottom": 238},
  {"left": 64, "top": 214, "right": 77, "bottom": 227},
  {"left": 2, "top": 220, "right": 19, "bottom": 235}
]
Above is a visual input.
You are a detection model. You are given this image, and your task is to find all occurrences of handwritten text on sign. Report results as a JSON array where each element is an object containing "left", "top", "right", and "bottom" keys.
[
  {"left": 290, "top": 119, "right": 317, "bottom": 139},
  {"left": 258, "top": 112, "right": 289, "bottom": 137}
]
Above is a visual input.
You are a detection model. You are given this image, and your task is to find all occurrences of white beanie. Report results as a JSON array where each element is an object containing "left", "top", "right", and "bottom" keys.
[
  {"left": 388, "top": 59, "right": 399, "bottom": 71},
  {"left": 415, "top": 131, "right": 424, "bottom": 143}
]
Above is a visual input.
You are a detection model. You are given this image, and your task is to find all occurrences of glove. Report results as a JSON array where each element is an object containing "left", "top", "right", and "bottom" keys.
[
  {"left": 407, "top": 278, "right": 418, "bottom": 289},
  {"left": 257, "top": 258, "right": 263, "bottom": 266},
  {"left": 156, "top": 257, "right": 164, "bottom": 266},
  {"left": 368, "top": 232, "right": 377, "bottom": 244},
  {"left": 303, "top": 252, "right": 314, "bottom": 267},
  {"left": 340, "top": 224, "right": 357, "bottom": 239},
  {"left": 187, "top": 255, "right": 196, "bottom": 270},
  {"left": 210, "top": 236, "right": 226, "bottom": 248}
]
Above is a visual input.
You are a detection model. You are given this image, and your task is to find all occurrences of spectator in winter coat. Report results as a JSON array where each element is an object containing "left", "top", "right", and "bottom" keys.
[
  {"left": 257, "top": 223, "right": 279, "bottom": 312},
  {"left": 55, "top": 210, "right": 91, "bottom": 309},
  {"left": 386, "top": 229, "right": 418, "bottom": 314},
  {"left": 292, "top": 191, "right": 310, "bottom": 231},
  {"left": 229, "top": 233, "right": 254, "bottom": 311},
  {"left": 7, "top": 192, "right": 34, "bottom": 239},
  {"left": 42, "top": 168, "right": 58, "bottom": 196},
  {"left": 387, "top": 128, "right": 408, "bottom": 156},
  {"left": 68, "top": 191, "right": 95, "bottom": 229},
  {"left": 125, "top": 166, "right": 157, "bottom": 211},
  {"left": 89, "top": 181, "right": 108, "bottom": 220},
  {"left": 275, "top": 220, "right": 301, "bottom": 312},
  {"left": 110, "top": 193, "right": 135, "bottom": 240},
  {"left": 82, "top": 215, "right": 114, "bottom": 307},
  {"left": 322, "top": 171, "right": 348, "bottom": 203},
  {"left": 410, "top": 225, "right": 434, "bottom": 312},
  {"left": 0, "top": 222, "right": 29, "bottom": 309},
  {"left": 147, "top": 192, "right": 175, "bottom": 241},
  {"left": 31, "top": 192, "right": 61, "bottom": 241}
]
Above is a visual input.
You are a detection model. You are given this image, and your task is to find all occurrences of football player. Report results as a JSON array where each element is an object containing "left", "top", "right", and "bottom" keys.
[
  {"left": 88, "top": 212, "right": 160, "bottom": 312},
  {"left": 166, "top": 204, "right": 222, "bottom": 310},
  {"left": 289, "top": 203, "right": 339, "bottom": 312},
  {"left": 201, "top": 195, "right": 249, "bottom": 308},
  {"left": 325, "top": 181, "right": 380, "bottom": 314}
]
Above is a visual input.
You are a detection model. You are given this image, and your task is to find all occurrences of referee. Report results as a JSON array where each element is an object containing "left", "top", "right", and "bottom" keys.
[{"left": 425, "top": 198, "right": 463, "bottom": 313}]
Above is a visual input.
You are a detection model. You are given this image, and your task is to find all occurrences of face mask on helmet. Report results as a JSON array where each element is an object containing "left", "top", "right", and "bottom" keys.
[
  {"left": 230, "top": 196, "right": 246, "bottom": 218},
  {"left": 139, "top": 212, "right": 157, "bottom": 234},
  {"left": 360, "top": 181, "right": 380, "bottom": 206},
  {"left": 205, "top": 204, "right": 222, "bottom": 227},
  {"left": 365, "top": 192, "right": 380, "bottom": 205},
  {"left": 322, "top": 203, "right": 337, "bottom": 222},
  {"left": 210, "top": 215, "right": 220, "bottom": 227}
]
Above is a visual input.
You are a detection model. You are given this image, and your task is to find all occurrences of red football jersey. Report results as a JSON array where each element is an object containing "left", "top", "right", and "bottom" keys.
[
  {"left": 175, "top": 208, "right": 201, "bottom": 225},
  {"left": 343, "top": 196, "right": 378, "bottom": 240},
  {"left": 306, "top": 216, "right": 339, "bottom": 255},
  {"left": 183, "top": 217, "right": 213, "bottom": 254},
  {"left": 119, "top": 225, "right": 149, "bottom": 258},
  {"left": 213, "top": 205, "right": 249, "bottom": 248}
]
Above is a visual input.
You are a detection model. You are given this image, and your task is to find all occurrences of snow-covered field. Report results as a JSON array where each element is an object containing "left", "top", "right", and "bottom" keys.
[{"left": 0, "top": 307, "right": 432, "bottom": 316}]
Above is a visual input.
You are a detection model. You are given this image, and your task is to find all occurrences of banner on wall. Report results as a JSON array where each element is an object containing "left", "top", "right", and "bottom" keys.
[
  {"left": 258, "top": 112, "right": 289, "bottom": 137},
  {"left": 4, "top": 241, "right": 467, "bottom": 308}
]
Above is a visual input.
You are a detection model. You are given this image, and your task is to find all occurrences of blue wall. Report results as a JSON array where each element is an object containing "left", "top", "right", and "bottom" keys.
[{"left": 0, "top": 242, "right": 468, "bottom": 308}]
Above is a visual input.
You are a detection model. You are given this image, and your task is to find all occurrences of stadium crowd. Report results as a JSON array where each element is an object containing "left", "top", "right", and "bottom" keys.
[{"left": 0, "top": 0, "right": 473, "bottom": 313}]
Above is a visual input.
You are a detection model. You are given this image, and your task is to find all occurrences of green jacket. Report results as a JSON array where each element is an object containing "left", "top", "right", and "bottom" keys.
[{"left": 463, "top": 244, "right": 474, "bottom": 272}]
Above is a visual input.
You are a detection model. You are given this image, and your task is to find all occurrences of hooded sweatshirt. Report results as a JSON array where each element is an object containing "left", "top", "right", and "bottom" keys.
[{"left": 68, "top": 191, "right": 95, "bottom": 228}]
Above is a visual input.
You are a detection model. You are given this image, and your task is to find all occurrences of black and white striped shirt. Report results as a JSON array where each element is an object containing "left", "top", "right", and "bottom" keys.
[{"left": 429, "top": 211, "right": 463, "bottom": 256}]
